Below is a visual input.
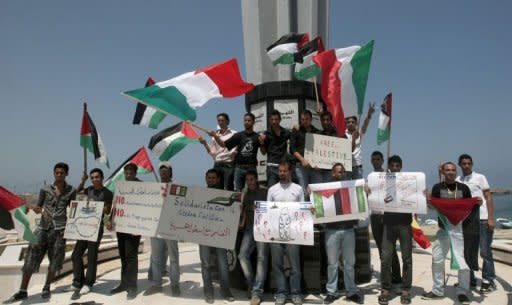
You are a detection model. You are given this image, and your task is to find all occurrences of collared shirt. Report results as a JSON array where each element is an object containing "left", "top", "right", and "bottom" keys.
[
  {"left": 345, "top": 129, "right": 362, "bottom": 166},
  {"left": 267, "top": 181, "right": 304, "bottom": 202},
  {"left": 290, "top": 125, "right": 319, "bottom": 160},
  {"left": 38, "top": 183, "right": 76, "bottom": 230},
  {"left": 264, "top": 126, "right": 291, "bottom": 164},
  {"left": 208, "top": 128, "right": 237, "bottom": 164},
  {"left": 456, "top": 172, "right": 491, "bottom": 220}
]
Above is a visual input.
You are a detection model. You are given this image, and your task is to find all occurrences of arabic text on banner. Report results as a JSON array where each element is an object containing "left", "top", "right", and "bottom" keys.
[
  {"left": 64, "top": 200, "right": 104, "bottom": 242},
  {"left": 367, "top": 172, "right": 427, "bottom": 214}
]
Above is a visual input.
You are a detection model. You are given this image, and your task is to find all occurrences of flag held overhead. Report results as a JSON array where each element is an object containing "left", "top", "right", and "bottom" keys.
[
  {"left": 133, "top": 77, "right": 167, "bottom": 129},
  {"left": 148, "top": 121, "right": 200, "bottom": 161}
]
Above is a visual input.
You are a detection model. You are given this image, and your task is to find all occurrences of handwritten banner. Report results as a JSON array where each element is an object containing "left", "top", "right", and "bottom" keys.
[
  {"left": 157, "top": 185, "right": 242, "bottom": 250},
  {"left": 254, "top": 201, "right": 314, "bottom": 246},
  {"left": 304, "top": 133, "right": 352, "bottom": 170},
  {"left": 64, "top": 200, "right": 104, "bottom": 242},
  {"left": 112, "top": 181, "right": 167, "bottom": 236},
  {"left": 367, "top": 172, "right": 427, "bottom": 214},
  {"left": 309, "top": 179, "right": 369, "bottom": 224}
]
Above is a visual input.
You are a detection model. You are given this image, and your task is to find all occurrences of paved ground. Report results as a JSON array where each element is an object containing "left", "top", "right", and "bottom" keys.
[{"left": 1, "top": 240, "right": 511, "bottom": 305}]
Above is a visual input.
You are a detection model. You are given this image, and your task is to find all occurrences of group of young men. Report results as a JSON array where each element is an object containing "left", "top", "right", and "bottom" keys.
[{"left": 3, "top": 108, "right": 496, "bottom": 305}]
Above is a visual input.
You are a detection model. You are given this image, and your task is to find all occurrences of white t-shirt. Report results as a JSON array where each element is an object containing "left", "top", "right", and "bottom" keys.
[
  {"left": 456, "top": 171, "right": 491, "bottom": 220},
  {"left": 345, "top": 130, "right": 362, "bottom": 167},
  {"left": 267, "top": 181, "right": 304, "bottom": 202}
]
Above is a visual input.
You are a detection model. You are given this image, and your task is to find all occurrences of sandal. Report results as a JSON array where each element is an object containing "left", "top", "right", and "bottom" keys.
[
  {"left": 378, "top": 290, "right": 390, "bottom": 305},
  {"left": 400, "top": 291, "right": 411, "bottom": 304}
]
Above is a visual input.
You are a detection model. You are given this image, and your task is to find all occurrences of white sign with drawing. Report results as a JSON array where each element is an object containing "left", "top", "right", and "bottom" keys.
[
  {"left": 367, "top": 172, "right": 427, "bottom": 214},
  {"left": 253, "top": 201, "right": 314, "bottom": 246},
  {"left": 64, "top": 200, "right": 104, "bottom": 242},
  {"left": 157, "top": 185, "right": 242, "bottom": 250},
  {"left": 304, "top": 133, "right": 352, "bottom": 170}
]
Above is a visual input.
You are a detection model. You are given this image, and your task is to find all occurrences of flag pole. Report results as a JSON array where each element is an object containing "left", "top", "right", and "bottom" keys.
[
  {"left": 153, "top": 169, "right": 160, "bottom": 182},
  {"left": 188, "top": 121, "right": 210, "bottom": 134},
  {"left": 83, "top": 102, "right": 88, "bottom": 174},
  {"left": 313, "top": 78, "right": 321, "bottom": 111}
]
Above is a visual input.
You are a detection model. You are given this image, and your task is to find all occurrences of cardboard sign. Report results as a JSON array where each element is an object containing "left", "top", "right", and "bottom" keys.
[
  {"left": 304, "top": 133, "right": 352, "bottom": 170},
  {"left": 64, "top": 200, "right": 104, "bottom": 242}
]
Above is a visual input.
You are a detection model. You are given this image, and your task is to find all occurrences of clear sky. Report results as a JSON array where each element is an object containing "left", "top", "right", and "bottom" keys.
[{"left": 1, "top": 1, "right": 510, "bottom": 192}]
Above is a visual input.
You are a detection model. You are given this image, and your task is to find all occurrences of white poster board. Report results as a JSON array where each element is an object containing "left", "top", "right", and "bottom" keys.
[
  {"left": 304, "top": 133, "right": 352, "bottom": 170},
  {"left": 64, "top": 200, "right": 104, "bottom": 242},
  {"left": 251, "top": 102, "right": 267, "bottom": 133},
  {"left": 112, "top": 181, "right": 166, "bottom": 236},
  {"left": 367, "top": 172, "right": 427, "bottom": 214},
  {"left": 157, "top": 185, "right": 242, "bottom": 250},
  {"left": 274, "top": 99, "right": 299, "bottom": 129},
  {"left": 254, "top": 201, "right": 314, "bottom": 246},
  {"left": 309, "top": 179, "right": 369, "bottom": 224},
  {"left": 305, "top": 100, "right": 322, "bottom": 130}
]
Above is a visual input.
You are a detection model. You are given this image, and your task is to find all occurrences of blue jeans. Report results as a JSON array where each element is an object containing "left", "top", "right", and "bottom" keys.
[
  {"left": 470, "top": 220, "right": 495, "bottom": 285},
  {"left": 295, "top": 165, "right": 322, "bottom": 198},
  {"left": 325, "top": 228, "right": 358, "bottom": 296},
  {"left": 270, "top": 243, "right": 302, "bottom": 299},
  {"left": 149, "top": 237, "right": 180, "bottom": 287},
  {"left": 199, "top": 245, "right": 231, "bottom": 295},
  {"left": 234, "top": 166, "right": 256, "bottom": 191},
  {"left": 266, "top": 166, "right": 279, "bottom": 187},
  {"left": 349, "top": 166, "right": 363, "bottom": 179},
  {"left": 238, "top": 228, "right": 256, "bottom": 288},
  {"left": 252, "top": 242, "right": 270, "bottom": 297}
]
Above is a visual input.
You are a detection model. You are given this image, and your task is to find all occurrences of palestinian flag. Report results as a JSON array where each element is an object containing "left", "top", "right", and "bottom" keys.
[
  {"left": 148, "top": 121, "right": 200, "bottom": 161},
  {"left": 430, "top": 197, "right": 480, "bottom": 225},
  {"left": 266, "top": 33, "right": 309, "bottom": 65},
  {"left": 104, "top": 147, "right": 154, "bottom": 192},
  {"left": 310, "top": 180, "right": 367, "bottom": 222},
  {"left": 132, "top": 77, "right": 166, "bottom": 129},
  {"left": 411, "top": 217, "right": 431, "bottom": 249},
  {"left": 377, "top": 93, "right": 392, "bottom": 145},
  {"left": 0, "top": 186, "right": 37, "bottom": 243},
  {"left": 294, "top": 36, "right": 325, "bottom": 80},
  {"left": 80, "top": 105, "right": 109, "bottom": 167},
  {"left": 313, "top": 40, "right": 374, "bottom": 137},
  {"left": 123, "top": 58, "right": 254, "bottom": 122}
]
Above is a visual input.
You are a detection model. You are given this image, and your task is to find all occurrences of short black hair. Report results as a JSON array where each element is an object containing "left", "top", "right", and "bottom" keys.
[
  {"left": 244, "top": 112, "right": 255, "bottom": 121},
  {"left": 371, "top": 151, "right": 384, "bottom": 159},
  {"left": 346, "top": 116, "right": 358, "bottom": 122},
  {"left": 89, "top": 168, "right": 104, "bottom": 178},
  {"left": 205, "top": 168, "right": 220, "bottom": 178},
  {"left": 124, "top": 163, "right": 138, "bottom": 172},
  {"left": 159, "top": 164, "right": 173, "bottom": 177},
  {"left": 320, "top": 111, "right": 332, "bottom": 120},
  {"left": 458, "top": 154, "right": 473, "bottom": 165},
  {"left": 270, "top": 109, "right": 281, "bottom": 120},
  {"left": 54, "top": 162, "right": 69, "bottom": 174},
  {"left": 217, "top": 113, "right": 230, "bottom": 124},
  {"left": 300, "top": 109, "right": 313, "bottom": 118},
  {"left": 332, "top": 162, "right": 345, "bottom": 171},
  {"left": 442, "top": 161, "right": 456, "bottom": 170},
  {"left": 388, "top": 155, "right": 402, "bottom": 167},
  {"left": 278, "top": 160, "right": 292, "bottom": 171},
  {"left": 245, "top": 169, "right": 258, "bottom": 180}
]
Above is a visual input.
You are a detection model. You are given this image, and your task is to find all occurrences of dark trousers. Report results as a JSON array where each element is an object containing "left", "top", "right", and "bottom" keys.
[
  {"left": 371, "top": 214, "right": 401, "bottom": 283},
  {"left": 71, "top": 226, "right": 104, "bottom": 287},
  {"left": 381, "top": 223, "right": 412, "bottom": 291},
  {"left": 116, "top": 232, "right": 141, "bottom": 289},
  {"left": 214, "top": 163, "right": 234, "bottom": 191}
]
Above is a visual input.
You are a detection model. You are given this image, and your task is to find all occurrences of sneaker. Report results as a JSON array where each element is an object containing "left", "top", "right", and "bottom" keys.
[
  {"left": 222, "top": 292, "right": 235, "bottom": 302},
  {"left": 346, "top": 293, "right": 363, "bottom": 304},
  {"left": 143, "top": 285, "right": 162, "bottom": 296},
  {"left": 171, "top": 285, "right": 181, "bottom": 297},
  {"left": 63, "top": 284, "right": 80, "bottom": 292},
  {"left": 324, "top": 294, "right": 338, "bottom": 304},
  {"left": 79, "top": 285, "right": 91, "bottom": 295},
  {"left": 292, "top": 295, "right": 303, "bottom": 305},
  {"left": 275, "top": 297, "right": 286, "bottom": 305},
  {"left": 479, "top": 282, "right": 496, "bottom": 294},
  {"left": 71, "top": 290, "right": 80, "bottom": 300},
  {"left": 205, "top": 294, "right": 214, "bottom": 304},
  {"left": 127, "top": 288, "right": 137, "bottom": 300},
  {"left": 3, "top": 291, "right": 28, "bottom": 304},
  {"left": 457, "top": 294, "right": 470, "bottom": 305},
  {"left": 250, "top": 296, "right": 262, "bottom": 305},
  {"left": 110, "top": 284, "right": 126, "bottom": 294},
  {"left": 41, "top": 287, "right": 51, "bottom": 299},
  {"left": 421, "top": 291, "right": 444, "bottom": 300}
]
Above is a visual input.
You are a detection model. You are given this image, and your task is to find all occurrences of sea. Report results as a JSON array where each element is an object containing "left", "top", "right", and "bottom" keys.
[{"left": 419, "top": 194, "right": 512, "bottom": 225}]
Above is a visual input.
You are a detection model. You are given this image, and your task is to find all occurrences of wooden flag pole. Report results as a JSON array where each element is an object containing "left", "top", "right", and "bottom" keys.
[
  {"left": 153, "top": 168, "right": 160, "bottom": 182},
  {"left": 313, "top": 78, "right": 321, "bottom": 111},
  {"left": 386, "top": 133, "right": 391, "bottom": 169},
  {"left": 83, "top": 102, "right": 88, "bottom": 174},
  {"left": 188, "top": 121, "right": 210, "bottom": 134}
]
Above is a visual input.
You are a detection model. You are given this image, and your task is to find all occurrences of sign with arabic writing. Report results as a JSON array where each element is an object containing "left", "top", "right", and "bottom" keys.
[
  {"left": 367, "top": 172, "right": 427, "bottom": 214},
  {"left": 304, "top": 133, "right": 352, "bottom": 170},
  {"left": 64, "top": 200, "right": 104, "bottom": 242},
  {"left": 309, "top": 179, "right": 368, "bottom": 224},
  {"left": 253, "top": 201, "right": 314, "bottom": 246},
  {"left": 112, "top": 181, "right": 168, "bottom": 236},
  {"left": 157, "top": 185, "right": 242, "bottom": 249}
]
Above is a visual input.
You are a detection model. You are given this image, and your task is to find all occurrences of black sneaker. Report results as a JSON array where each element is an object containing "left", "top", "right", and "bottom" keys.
[
  {"left": 143, "top": 285, "right": 162, "bottom": 296},
  {"left": 3, "top": 291, "right": 28, "bottom": 304},
  {"left": 479, "top": 282, "right": 496, "bottom": 294},
  {"left": 126, "top": 288, "right": 137, "bottom": 300},
  {"left": 324, "top": 294, "right": 338, "bottom": 304},
  {"left": 205, "top": 294, "right": 214, "bottom": 304},
  {"left": 41, "top": 287, "right": 51, "bottom": 299},
  {"left": 457, "top": 294, "right": 470, "bottom": 305},
  {"left": 70, "top": 290, "right": 80, "bottom": 300},
  {"left": 171, "top": 285, "right": 181, "bottom": 297},
  {"left": 421, "top": 291, "right": 444, "bottom": 300},
  {"left": 346, "top": 293, "right": 363, "bottom": 304},
  {"left": 110, "top": 284, "right": 126, "bottom": 294}
]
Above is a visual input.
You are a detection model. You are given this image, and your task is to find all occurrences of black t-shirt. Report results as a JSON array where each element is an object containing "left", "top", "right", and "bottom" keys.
[
  {"left": 264, "top": 127, "right": 291, "bottom": 164},
  {"left": 289, "top": 125, "right": 319, "bottom": 160},
  {"left": 84, "top": 186, "right": 113, "bottom": 216},
  {"left": 242, "top": 187, "right": 268, "bottom": 230},
  {"left": 225, "top": 131, "right": 260, "bottom": 166}
]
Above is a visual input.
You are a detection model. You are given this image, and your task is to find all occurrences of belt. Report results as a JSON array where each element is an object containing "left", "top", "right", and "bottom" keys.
[
  {"left": 214, "top": 162, "right": 234, "bottom": 168},
  {"left": 353, "top": 165, "right": 363, "bottom": 168},
  {"left": 237, "top": 164, "right": 256, "bottom": 169}
]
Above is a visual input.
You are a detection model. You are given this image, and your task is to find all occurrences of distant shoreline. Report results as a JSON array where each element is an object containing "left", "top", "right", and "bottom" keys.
[{"left": 491, "top": 188, "right": 512, "bottom": 195}]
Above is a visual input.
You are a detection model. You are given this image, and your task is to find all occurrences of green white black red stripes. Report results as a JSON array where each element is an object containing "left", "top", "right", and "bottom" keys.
[
  {"left": 148, "top": 121, "right": 200, "bottom": 161},
  {"left": 0, "top": 186, "right": 36, "bottom": 242},
  {"left": 132, "top": 77, "right": 166, "bottom": 129},
  {"left": 266, "top": 33, "right": 309, "bottom": 65},
  {"left": 123, "top": 58, "right": 254, "bottom": 122},
  {"left": 80, "top": 107, "right": 109, "bottom": 167},
  {"left": 104, "top": 147, "right": 154, "bottom": 192},
  {"left": 377, "top": 93, "right": 392, "bottom": 145},
  {"left": 294, "top": 36, "right": 324, "bottom": 80}
]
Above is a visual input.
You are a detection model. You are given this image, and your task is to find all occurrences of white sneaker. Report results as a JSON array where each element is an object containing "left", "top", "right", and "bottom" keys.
[
  {"left": 63, "top": 284, "right": 80, "bottom": 292},
  {"left": 80, "top": 285, "right": 91, "bottom": 295}
]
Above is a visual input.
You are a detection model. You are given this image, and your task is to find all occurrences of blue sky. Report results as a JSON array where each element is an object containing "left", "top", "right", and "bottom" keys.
[{"left": 1, "top": 1, "right": 510, "bottom": 192}]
